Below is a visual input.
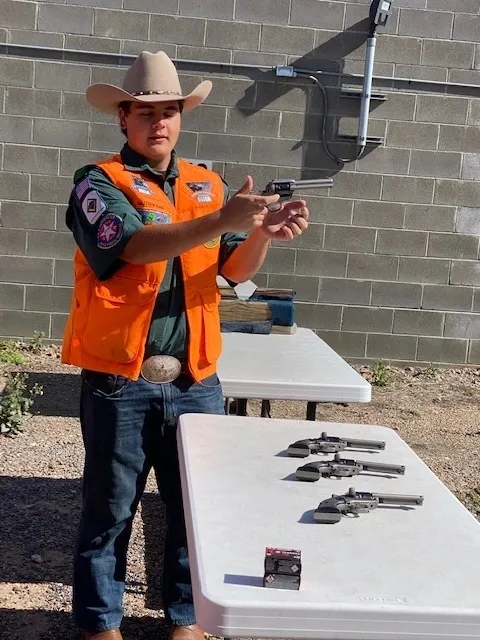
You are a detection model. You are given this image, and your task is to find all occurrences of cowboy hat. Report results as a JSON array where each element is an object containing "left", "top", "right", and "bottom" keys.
[{"left": 86, "top": 50, "right": 212, "bottom": 116}]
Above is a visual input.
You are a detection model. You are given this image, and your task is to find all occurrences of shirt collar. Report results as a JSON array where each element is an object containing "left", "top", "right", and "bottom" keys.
[{"left": 121, "top": 143, "right": 179, "bottom": 181}]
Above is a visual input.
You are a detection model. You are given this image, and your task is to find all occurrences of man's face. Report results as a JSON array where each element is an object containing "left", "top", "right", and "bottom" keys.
[{"left": 119, "top": 101, "right": 182, "bottom": 163}]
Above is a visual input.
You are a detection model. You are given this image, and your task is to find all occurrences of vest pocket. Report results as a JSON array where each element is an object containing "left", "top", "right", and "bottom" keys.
[
  {"left": 199, "top": 285, "right": 222, "bottom": 364},
  {"left": 83, "top": 279, "right": 157, "bottom": 363}
]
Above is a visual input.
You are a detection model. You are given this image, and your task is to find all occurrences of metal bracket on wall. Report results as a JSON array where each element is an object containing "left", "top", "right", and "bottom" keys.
[
  {"left": 336, "top": 134, "right": 385, "bottom": 145},
  {"left": 340, "top": 88, "right": 387, "bottom": 102}
]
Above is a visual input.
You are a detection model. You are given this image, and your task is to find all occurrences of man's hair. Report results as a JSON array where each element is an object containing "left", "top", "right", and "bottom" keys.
[{"left": 119, "top": 100, "right": 184, "bottom": 137}]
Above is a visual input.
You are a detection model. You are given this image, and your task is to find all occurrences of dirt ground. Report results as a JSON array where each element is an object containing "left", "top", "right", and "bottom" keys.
[{"left": 0, "top": 345, "right": 479, "bottom": 640}]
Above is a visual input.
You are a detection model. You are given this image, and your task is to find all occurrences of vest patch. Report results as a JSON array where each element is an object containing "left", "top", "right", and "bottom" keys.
[
  {"left": 132, "top": 176, "right": 153, "bottom": 195},
  {"left": 139, "top": 209, "right": 171, "bottom": 225},
  {"left": 97, "top": 213, "right": 124, "bottom": 249},
  {"left": 187, "top": 181, "right": 214, "bottom": 203},
  {"left": 82, "top": 191, "right": 107, "bottom": 224},
  {"left": 204, "top": 236, "right": 220, "bottom": 248}
]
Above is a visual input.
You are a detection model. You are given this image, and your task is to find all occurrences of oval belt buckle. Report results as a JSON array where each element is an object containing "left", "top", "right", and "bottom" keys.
[{"left": 141, "top": 355, "right": 182, "bottom": 384}]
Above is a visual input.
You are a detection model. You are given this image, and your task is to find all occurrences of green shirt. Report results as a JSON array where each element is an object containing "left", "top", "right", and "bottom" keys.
[{"left": 65, "top": 144, "right": 246, "bottom": 359}]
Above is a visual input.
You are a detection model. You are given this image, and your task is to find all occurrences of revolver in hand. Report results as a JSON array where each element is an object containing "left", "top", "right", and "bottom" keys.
[
  {"left": 296, "top": 453, "right": 405, "bottom": 481},
  {"left": 287, "top": 432, "right": 386, "bottom": 458},
  {"left": 314, "top": 487, "right": 424, "bottom": 524},
  {"left": 261, "top": 178, "right": 333, "bottom": 210}
]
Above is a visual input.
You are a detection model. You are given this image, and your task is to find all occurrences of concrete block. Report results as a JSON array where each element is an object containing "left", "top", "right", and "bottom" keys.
[
  {"left": 94, "top": 8, "right": 148, "bottom": 39},
  {"left": 198, "top": 133, "right": 250, "bottom": 163},
  {"left": 393, "top": 309, "right": 444, "bottom": 336},
  {"left": 450, "top": 261, "right": 480, "bottom": 287},
  {"left": 0, "top": 172, "right": 29, "bottom": 201},
  {"left": 455, "top": 208, "right": 480, "bottom": 235},
  {"left": 290, "top": 0, "right": 344, "bottom": 29},
  {"left": 317, "top": 330, "right": 367, "bottom": 358},
  {"left": 386, "top": 121, "right": 438, "bottom": 151},
  {"left": 173, "top": 132, "right": 198, "bottom": 159},
  {"left": 31, "top": 176, "right": 72, "bottom": 205},
  {"left": 27, "top": 231, "right": 76, "bottom": 260},
  {"left": 376, "top": 229, "right": 427, "bottom": 257},
  {"left": 462, "top": 154, "right": 480, "bottom": 181},
  {"left": 319, "top": 278, "right": 371, "bottom": 305},
  {"left": 33, "top": 118, "right": 88, "bottom": 149},
  {"left": 409, "top": 150, "right": 462, "bottom": 180},
  {"left": 469, "top": 100, "right": 480, "bottom": 126},
  {"left": 61, "top": 92, "right": 92, "bottom": 122},
  {"left": 1, "top": 0, "right": 36, "bottom": 29},
  {"left": 366, "top": 334, "right": 417, "bottom": 361},
  {"left": 260, "top": 25, "right": 315, "bottom": 55},
  {"left": 177, "top": 45, "right": 231, "bottom": 64},
  {"left": 375, "top": 35, "right": 422, "bottom": 65},
  {"left": 296, "top": 249, "right": 347, "bottom": 278},
  {"left": 395, "top": 65, "right": 447, "bottom": 83},
  {"left": 256, "top": 82, "right": 309, "bottom": 113},
  {"left": 444, "top": 313, "right": 480, "bottom": 339},
  {"left": 422, "top": 39, "right": 474, "bottom": 69},
  {"left": 347, "top": 254, "right": 398, "bottom": 281},
  {"left": 89, "top": 123, "right": 124, "bottom": 152},
  {"left": 398, "top": 8, "right": 452, "bottom": 38},
  {"left": 4, "top": 144, "right": 59, "bottom": 176},
  {"left": 373, "top": 92, "right": 416, "bottom": 121},
  {"left": 0, "top": 256, "right": 53, "bottom": 284},
  {"left": 54, "top": 260, "right": 74, "bottom": 286},
  {"left": 25, "top": 285, "right": 72, "bottom": 313},
  {"left": 234, "top": 0, "right": 289, "bottom": 23},
  {"left": 181, "top": 105, "right": 227, "bottom": 134},
  {"left": 337, "top": 117, "right": 387, "bottom": 141},
  {"left": 233, "top": 51, "right": 287, "bottom": 66},
  {"left": 259, "top": 247, "right": 296, "bottom": 275},
  {"left": 353, "top": 201, "right": 404, "bottom": 229},
  {"left": 0, "top": 310, "right": 50, "bottom": 339},
  {"left": 65, "top": 35, "right": 121, "bottom": 53},
  {"left": 372, "top": 281, "right": 422, "bottom": 308},
  {"left": 404, "top": 204, "right": 455, "bottom": 232},
  {"left": 398, "top": 257, "right": 449, "bottom": 284},
  {"left": 0, "top": 228, "right": 26, "bottom": 256},
  {"left": 121, "top": 40, "right": 177, "bottom": 57},
  {"left": 55, "top": 206, "right": 69, "bottom": 233},
  {"left": 428, "top": 232, "right": 479, "bottom": 260},
  {"left": 6, "top": 87, "right": 61, "bottom": 118},
  {"left": 251, "top": 137, "right": 303, "bottom": 167},
  {"left": 59, "top": 149, "right": 108, "bottom": 177},
  {"left": 0, "top": 283, "right": 24, "bottom": 311},
  {"left": 453, "top": 13, "right": 480, "bottom": 43},
  {"left": 438, "top": 125, "right": 480, "bottom": 153},
  {"left": 223, "top": 163, "right": 277, "bottom": 191},
  {"left": 206, "top": 19, "right": 259, "bottom": 50},
  {"left": 206, "top": 77, "right": 256, "bottom": 108},
  {"left": 417, "top": 337, "right": 468, "bottom": 364},
  {"left": 8, "top": 29, "right": 64, "bottom": 48},
  {"left": 35, "top": 61, "right": 90, "bottom": 92},
  {"left": 51, "top": 313, "right": 68, "bottom": 339},
  {"left": 416, "top": 96, "right": 469, "bottom": 126},
  {"left": 0, "top": 114, "right": 32, "bottom": 143},
  {"left": 226, "top": 109, "right": 280, "bottom": 137},
  {"left": 356, "top": 147, "right": 410, "bottom": 176},
  {"left": 472, "top": 289, "right": 480, "bottom": 313},
  {"left": 0, "top": 57, "right": 33, "bottom": 88},
  {"left": 285, "top": 223, "right": 324, "bottom": 250},
  {"left": 382, "top": 177, "right": 434, "bottom": 205},
  {"left": 125, "top": 0, "right": 177, "bottom": 11},
  {"left": 1, "top": 202, "right": 56, "bottom": 230},
  {"left": 268, "top": 273, "right": 319, "bottom": 302},
  {"left": 180, "top": 0, "right": 233, "bottom": 18},
  {"left": 307, "top": 196, "right": 353, "bottom": 225},
  {"left": 331, "top": 172, "right": 382, "bottom": 200},
  {"left": 324, "top": 225, "right": 376, "bottom": 253},
  {"left": 434, "top": 180, "right": 480, "bottom": 208},
  {"left": 295, "top": 302, "right": 342, "bottom": 330},
  {"left": 423, "top": 284, "right": 473, "bottom": 312},
  {"left": 343, "top": 306, "right": 393, "bottom": 333},
  {"left": 344, "top": 3, "right": 399, "bottom": 35},
  {"left": 469, "top": 340, "right": 480, "bottom": 364},
  {"left": 449, "top": 69, "right": 480, "bottom": 86},
  {"left": 38, "top": 4, "right": 93, "bottom": 35},
  {"left": 428, "top": 0, "right": 477, "bottom": 10}
]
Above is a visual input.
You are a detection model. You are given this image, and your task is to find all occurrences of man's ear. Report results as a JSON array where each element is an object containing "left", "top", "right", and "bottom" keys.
[{"left": 119, "top": 108, "right": 127, "bottom": 130}]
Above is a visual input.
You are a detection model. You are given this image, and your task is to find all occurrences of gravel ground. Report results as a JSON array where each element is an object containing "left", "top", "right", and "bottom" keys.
[{"left": 0, "top": 346, "right": 479, "bottom": 640}]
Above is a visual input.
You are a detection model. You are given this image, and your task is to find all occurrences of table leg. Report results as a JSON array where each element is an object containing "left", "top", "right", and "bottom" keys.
[
  {"left": 260, "top": 399, "right": 271, "bottom": 418},
  {"left": 306, "top": 401, "right": 317, "bottom": 421},
  {"left": 236, "top": 399, "right": 248, "bottom": 416}
]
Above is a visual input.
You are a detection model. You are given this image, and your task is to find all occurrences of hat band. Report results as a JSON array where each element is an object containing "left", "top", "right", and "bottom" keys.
[{"left": 130, "top": 90, "right": 182, "bottom": 96}]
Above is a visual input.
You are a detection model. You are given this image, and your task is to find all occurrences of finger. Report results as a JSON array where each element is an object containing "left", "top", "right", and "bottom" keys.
[
  {"left": 250, "top": 193, "right": 280, "bottom": 206},
  {"left": 285, "top": 221, "right": 303, "bottom": 236},
  {"left": 281, "top": 226, "right": 294, "bottom": 241},
  {"left": 288, "top": 216, "right": 308, "bottom": 230},
  {"left": 235, "top": 175, "right": 254, "bottom": 196},
  {"left": 283, "top": 199, "right": 306, "bottom": 211}
]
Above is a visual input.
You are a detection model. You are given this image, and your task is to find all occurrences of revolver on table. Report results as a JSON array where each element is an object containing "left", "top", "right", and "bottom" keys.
[
  {"left": 314, "top": 486, "right": 424, "bottom": 524},
  {"left": 287, "top": 431, "right": 386, "bottom": 458},
  {"left": 296, "top": 453, "right": 405, "bottom": 481},
  {"left": 261, "top": 178, "right": 333, "bottom": 209}
]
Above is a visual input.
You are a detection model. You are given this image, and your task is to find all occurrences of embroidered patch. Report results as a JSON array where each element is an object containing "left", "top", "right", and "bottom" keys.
[
  {"left": 139, "top": 210, "right": 171, "bottom": 226},
  {"left": 75, "top": 177, "right": 91, "bottom": 199},
  {"left": 82, "top": 191, "right": 107, "bottom": 225},
  {"left": 132, "top": 176, "right": 153, "bottom": 195},
  {"left": 187, "top": 181, "right": 212, "bottom": 193},
  {"left": 97, "top": 214, "right": 123, "bottom": 249},
  {"left": 204, "top": 236, "right": 220, "bottom": 249},
  {"left": 193, "top": 192, "right": 213, "bottom": 203},
  {"left": 187, "top": 181, "right": 213, "bottom": 202}
]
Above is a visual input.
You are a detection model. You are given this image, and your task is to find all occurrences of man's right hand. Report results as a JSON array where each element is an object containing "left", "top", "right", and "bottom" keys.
[{"left": 218, "top": 176, "right": 280, "bottom": 233}]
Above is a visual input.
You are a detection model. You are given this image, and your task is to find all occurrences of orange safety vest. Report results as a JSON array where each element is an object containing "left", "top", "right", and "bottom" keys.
[{"left": 61, "top": 155, "right": 225, "bottom": 382}]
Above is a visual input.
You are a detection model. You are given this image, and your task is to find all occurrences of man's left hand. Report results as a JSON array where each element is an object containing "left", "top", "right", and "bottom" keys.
[{"left": 258, "top": 199, "right": 309, "bottom": 242}]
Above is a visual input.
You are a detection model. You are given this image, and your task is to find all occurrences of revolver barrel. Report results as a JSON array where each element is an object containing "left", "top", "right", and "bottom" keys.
[
  {"left": 338, "top": 454, "right": 405, "bottom": 475},
  {"left": 293, "top": 178, "right": 334, "bottom": 190},
  {"left": 337, "top": 434, "right": 386, "bottom": 450},
  {"left": 372, "top": 492, "right": 424, "bottom": 506}
]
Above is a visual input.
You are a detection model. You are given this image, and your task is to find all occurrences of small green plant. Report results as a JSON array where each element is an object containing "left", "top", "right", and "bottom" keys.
[
  {"left": 0, "top": 340, "right": 25, "bottom": 365},
  {"left": 29, "top": 330, "right": 46, "bottom": 353},
  {"left": 424, "top": 363, "right": 439, "bottom": 379},
  {"left": 371, "top": 359, "right": 393, "bottom": 387},
  {"left": 0, "top": 371, "right": 43, "bottom": 436}
]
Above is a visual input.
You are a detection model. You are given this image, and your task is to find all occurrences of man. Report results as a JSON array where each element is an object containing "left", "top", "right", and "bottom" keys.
[{"left": 62, "top": 51, "right": 309, "bottom": 640}]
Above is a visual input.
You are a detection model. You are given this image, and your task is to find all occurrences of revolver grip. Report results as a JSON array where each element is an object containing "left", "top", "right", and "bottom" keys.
[
  {"left": 287, "top": 440, "right": 312, "bottom": 457},
  {"left": 313, "top": 504, "right": 343, "bottom": 524}
]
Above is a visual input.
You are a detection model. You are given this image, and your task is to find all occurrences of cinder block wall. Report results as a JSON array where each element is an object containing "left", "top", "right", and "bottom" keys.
[{"left": 0, "top": 0, "right": 480, "bottom": 366}]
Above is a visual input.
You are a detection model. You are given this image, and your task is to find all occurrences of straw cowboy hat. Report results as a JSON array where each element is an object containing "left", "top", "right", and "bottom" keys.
[{"left": 86, "top": 50, "right": 212, "bottom": 116}]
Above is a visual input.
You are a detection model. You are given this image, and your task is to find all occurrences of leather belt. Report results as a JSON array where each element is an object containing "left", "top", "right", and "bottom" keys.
[{"left": 140, "top": 355, "right": 185, "bottom": 384}]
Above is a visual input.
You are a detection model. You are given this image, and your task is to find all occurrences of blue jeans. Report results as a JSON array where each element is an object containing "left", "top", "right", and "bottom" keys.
[{"left": 73, "top": 369, "right": 225, "bottom": 633}]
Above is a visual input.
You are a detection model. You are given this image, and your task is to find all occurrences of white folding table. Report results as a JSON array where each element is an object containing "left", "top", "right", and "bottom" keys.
[
  {"left": 218, "top": 328, "right": 371, "bottom": 419},
  {"left": 177, "top": 413, "right": 480, "bottom": 640}
]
